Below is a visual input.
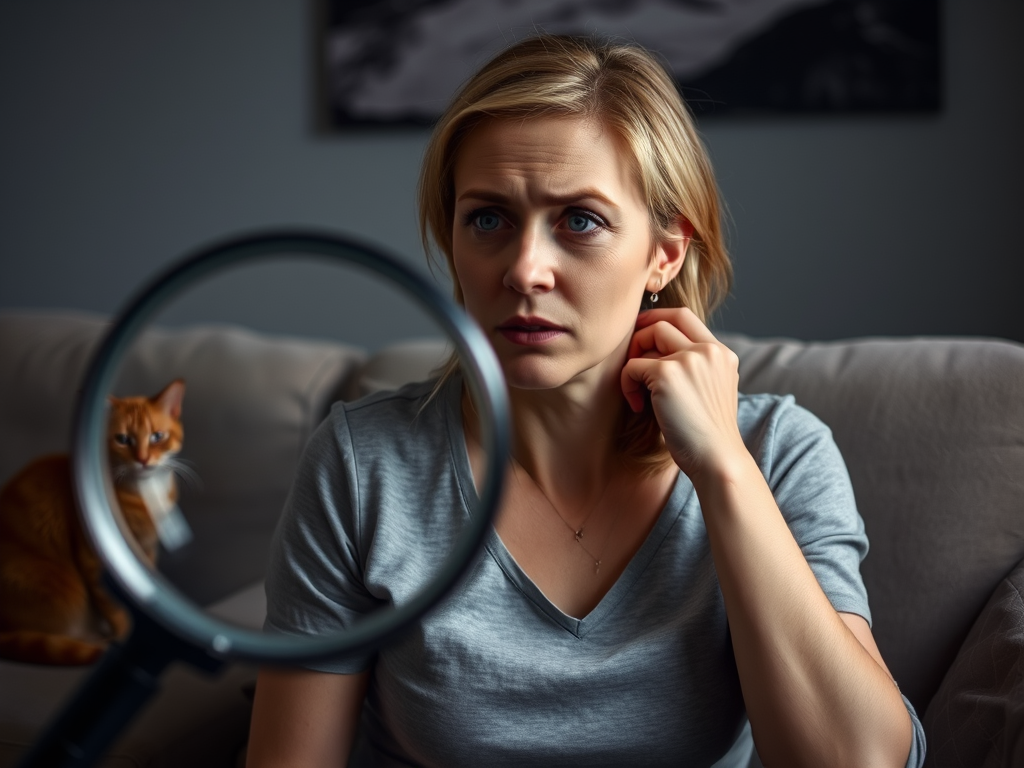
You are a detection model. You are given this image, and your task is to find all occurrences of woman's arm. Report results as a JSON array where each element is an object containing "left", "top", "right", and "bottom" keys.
[
  {"left": 246, "top": 667, "right": 370, "bottom": 767},
  {"left": 622, "top": 307, "right": 913, "bottom": 768},
  {"left": 692, "top": 455, "right": 911, "bottom": 768}
]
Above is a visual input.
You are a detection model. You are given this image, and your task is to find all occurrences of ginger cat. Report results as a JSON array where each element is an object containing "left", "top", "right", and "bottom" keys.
[{"left": 0, "top": 380, "right": 186, "bottom": 665}]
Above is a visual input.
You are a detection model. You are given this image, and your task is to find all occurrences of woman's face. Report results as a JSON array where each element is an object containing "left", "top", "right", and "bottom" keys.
[{"left": 451, "top": 115, "right": 683, "bottom": 392}]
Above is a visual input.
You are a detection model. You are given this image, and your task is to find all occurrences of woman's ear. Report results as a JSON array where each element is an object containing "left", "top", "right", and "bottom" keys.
[{"left": 648, "top": 217, "right": 693, "bottom": 292}]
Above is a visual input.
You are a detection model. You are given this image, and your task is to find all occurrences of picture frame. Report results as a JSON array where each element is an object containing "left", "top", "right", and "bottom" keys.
[{"left": 322, "top": 0, "right": 941, "bottom": 127}]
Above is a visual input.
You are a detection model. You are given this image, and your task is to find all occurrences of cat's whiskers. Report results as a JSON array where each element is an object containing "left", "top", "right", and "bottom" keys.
[
  {"left": 111, "top": 461, "right": 160, "bottom": 485},
  {"left": 163, "top": 456, "right": 202, "bottom": 491},
  {"left": 111, "top": 464, "right": 132, "bottom": 485}
]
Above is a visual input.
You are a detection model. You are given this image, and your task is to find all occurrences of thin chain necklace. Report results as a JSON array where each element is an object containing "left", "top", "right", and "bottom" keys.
[{"left": 511, "top": 457, "right": 620, "bottom": 575}]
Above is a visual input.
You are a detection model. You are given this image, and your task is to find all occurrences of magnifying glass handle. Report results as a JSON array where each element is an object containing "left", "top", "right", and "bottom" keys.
[{"left": 17, "top": 602, "right": 223, "bottom": 768}]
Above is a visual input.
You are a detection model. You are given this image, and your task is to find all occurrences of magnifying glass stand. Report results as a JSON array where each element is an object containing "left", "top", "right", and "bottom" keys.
[{"left": 17, "top": 580, "right": 224, "bottom": 768}]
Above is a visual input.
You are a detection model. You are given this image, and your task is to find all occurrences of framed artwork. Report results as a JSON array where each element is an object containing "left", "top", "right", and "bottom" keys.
[{"left": 322, "top": 0, "right": 941, "bottom": 127}]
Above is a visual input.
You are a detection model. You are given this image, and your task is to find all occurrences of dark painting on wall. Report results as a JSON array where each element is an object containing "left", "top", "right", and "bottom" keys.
[{"left": 322, "top": 0, "right": 941, "bottom": 127}]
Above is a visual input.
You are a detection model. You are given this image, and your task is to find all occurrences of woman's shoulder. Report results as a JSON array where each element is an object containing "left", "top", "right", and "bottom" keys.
[
  {"left": 737, "top": 391, "right": 831, "bottom": 443},
  {"left": 331, "top": 376, "right": 452, "bottom": 428},
  {"left": 735, "top": 391, "right": 848, "bottom": 489},
  {"left": 338, "top": 377, "right": 446, "bottom": 419},
  {"left": 310, "top": 376, "right": 457, "bottom": 465}
]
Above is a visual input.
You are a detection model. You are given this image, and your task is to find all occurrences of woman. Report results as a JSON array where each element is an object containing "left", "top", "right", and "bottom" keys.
[{"left": 248, "top": 35, "right": 926, "bottom": 767}]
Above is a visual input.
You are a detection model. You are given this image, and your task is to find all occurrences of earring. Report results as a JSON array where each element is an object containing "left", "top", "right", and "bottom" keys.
[{"left": 650, "top": 277, "right": 662, "bottom": 304}]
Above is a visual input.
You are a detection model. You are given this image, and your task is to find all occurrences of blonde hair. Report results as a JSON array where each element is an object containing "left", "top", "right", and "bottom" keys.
[{"left": 419, "top": 34, "right": 733, "bottom": 469}]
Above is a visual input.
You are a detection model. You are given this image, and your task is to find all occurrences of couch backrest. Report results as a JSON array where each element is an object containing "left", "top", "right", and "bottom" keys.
[
  {"left": 5, "top": 311, "right": 1023, "bottom": 715},
  {"left": 722, "top": 333, "right": 1024, "bottom": 715}
]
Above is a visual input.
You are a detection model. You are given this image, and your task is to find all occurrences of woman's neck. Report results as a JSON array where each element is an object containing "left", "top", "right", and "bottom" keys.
[{"left": 463, "top": 372, "right": 627, "bottom": 500}]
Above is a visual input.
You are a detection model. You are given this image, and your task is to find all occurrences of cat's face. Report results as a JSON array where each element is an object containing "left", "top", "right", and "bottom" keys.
[{"left": 107, "top": 380, "right": 185, "bottom": 472}]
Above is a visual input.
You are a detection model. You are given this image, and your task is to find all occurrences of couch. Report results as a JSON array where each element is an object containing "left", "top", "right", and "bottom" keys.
[{"left": 1, "top": 309, "right": 1022, "bottom": 767}]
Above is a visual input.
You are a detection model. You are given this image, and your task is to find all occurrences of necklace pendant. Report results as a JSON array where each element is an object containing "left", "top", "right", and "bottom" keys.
[
  {"left": 574, "top": 530, "right": 584, "bottom": 542},
  {"left": 594, "top": 560, "right": 601, "bottom": 575}
]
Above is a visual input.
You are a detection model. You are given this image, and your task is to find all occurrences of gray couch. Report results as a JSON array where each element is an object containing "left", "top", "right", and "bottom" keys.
[{"left": 1, "top": 310, "right": 1022, "bottom": 767}]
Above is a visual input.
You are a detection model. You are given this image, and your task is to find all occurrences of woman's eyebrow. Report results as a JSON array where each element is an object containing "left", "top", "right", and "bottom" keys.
[
  {"left": 456, "top": 188, "right": 618, "bottom": 209},
  {"left": 455, "top": 189, "right": 509, "bottom": 204}
]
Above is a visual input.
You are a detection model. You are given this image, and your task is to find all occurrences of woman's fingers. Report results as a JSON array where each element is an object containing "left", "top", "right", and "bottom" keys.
[
  {"left": 620, "top": 352, "right": 697, "bottom": 415},
  {"left": 622, "top": 307, "right": 742, "bottom": 474},
  {"left": 623, "top": 316, "right": 711, "bottom": 411},
  {"left": 626, "top": 317, "right": 691, "bottom": 362},
  {"left": 635, "top": 306, "right": 719, "bottom": 345},
  {"left": 620, "top": 355, "right": 660, "bottom": 413}
]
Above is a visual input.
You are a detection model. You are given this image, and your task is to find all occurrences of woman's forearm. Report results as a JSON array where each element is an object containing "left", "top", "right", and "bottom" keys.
[{"left": 691, "top": 451, "right": 912, "bottom": 768}]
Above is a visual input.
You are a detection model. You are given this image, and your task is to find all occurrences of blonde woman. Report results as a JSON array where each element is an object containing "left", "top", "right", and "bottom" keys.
[{"left": 248, "top": 35, "right": 926, "bottom": 767}]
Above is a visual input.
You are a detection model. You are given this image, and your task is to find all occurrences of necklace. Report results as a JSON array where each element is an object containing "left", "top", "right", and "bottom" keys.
[{"left": 511, "top": 458, "right": 620, "bottom": 575}]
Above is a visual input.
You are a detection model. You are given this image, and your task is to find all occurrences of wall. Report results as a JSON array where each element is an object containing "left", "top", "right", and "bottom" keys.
[{"left": 0, "top": 0, "right": 1020, "bottom": 348}]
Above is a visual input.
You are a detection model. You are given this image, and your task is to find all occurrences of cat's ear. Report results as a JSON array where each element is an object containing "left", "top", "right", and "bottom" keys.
[{"left": 154, "top": 379, "right": 185, "bottom": 419}]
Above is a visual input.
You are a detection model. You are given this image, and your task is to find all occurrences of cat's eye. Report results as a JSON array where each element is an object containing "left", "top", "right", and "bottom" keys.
[
  {"left": 150, "top": 432, "right": 165, "bottom": 444},
  {"left": 114, "top": 434, "right": 130, "bottom": 446}
]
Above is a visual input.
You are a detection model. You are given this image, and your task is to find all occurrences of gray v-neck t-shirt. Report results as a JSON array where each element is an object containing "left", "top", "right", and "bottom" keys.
[{"left": 264, "top": 376, "right": 926, "bottom": 767}]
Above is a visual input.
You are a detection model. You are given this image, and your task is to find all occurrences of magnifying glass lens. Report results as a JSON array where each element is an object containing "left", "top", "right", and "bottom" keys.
[{"left": 81, "top": 236, "right": 507, "bottom": 664}]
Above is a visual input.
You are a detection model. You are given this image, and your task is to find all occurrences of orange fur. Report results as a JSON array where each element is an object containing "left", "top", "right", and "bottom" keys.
[{"left": 0, "top": 380, "right": 185, "bottom": 665}]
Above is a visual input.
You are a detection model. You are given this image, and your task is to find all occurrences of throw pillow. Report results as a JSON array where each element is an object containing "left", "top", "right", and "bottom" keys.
[{"left": 923, "top": 558, "right": 1024, "bottom": 766}]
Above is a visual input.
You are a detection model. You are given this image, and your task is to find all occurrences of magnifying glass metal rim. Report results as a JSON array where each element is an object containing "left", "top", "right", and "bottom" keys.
[{"left": 71, "top": 230, "right": 510, "bottom": 664}]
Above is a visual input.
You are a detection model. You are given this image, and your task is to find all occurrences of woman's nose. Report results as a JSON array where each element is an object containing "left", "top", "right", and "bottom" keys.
[{"left": 502, "top": 230, "right": 556, "bottom": 294}]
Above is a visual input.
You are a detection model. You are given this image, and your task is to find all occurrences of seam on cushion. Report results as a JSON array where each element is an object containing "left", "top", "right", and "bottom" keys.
[
  {"left": 1000, "top": 575, "right": 1024, "bottom": 683},
  {"left": 1004, "top": 573, "right": 1024, "bottom": 604}
]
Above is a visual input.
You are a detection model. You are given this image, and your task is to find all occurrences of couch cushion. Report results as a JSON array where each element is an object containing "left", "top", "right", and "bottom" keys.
[
  {"left": 922, "top": 558, "right": 1024, "bottom": 767},
  {"left": 720, "top": 333, "right": 1024, "bottom": 714}
]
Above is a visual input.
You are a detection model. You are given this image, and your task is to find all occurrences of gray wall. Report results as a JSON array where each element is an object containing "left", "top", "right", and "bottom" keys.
[{"left": 1, "top": 1, "right": 1021, "bottom": 348}]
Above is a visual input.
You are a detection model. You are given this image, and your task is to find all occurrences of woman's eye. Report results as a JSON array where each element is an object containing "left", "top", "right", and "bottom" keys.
[
  {"left": 472, "top": 211, "right": 502, "bottom": 231},
  {"left": 565, "top": 210, "right": 602, "bottom": 234}
]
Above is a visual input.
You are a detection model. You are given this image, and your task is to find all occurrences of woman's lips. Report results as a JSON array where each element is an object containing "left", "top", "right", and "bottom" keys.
[{"left": 496, "top": 317, "right": 566, "bottom": 346}]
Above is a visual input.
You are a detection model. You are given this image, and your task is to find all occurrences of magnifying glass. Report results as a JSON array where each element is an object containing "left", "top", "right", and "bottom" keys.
[{"left": 18, "top": 231, "right": 510, "bottom": 768}]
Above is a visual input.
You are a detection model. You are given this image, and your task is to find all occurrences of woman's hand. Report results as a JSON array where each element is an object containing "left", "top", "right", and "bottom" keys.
[
  {"left": 623, "top": 309, "right": 914, "bottom": 767},
  {"left": 620, "top": 307, "right": 745, "bottom": 479}
]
